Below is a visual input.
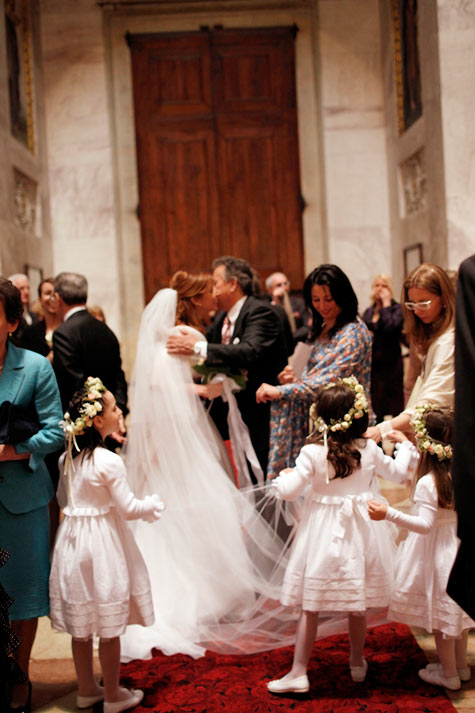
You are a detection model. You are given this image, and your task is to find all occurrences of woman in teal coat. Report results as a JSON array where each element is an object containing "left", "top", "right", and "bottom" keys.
[{"left": 0, "top": 278, "right": 63, "bottom": 711}]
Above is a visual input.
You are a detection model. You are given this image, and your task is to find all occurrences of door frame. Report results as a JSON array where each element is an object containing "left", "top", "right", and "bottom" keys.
[{"left": 103, "top": 1, "right": 327, "bottom": 365}]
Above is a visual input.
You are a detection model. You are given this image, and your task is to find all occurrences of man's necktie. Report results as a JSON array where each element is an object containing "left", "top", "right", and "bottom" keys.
[{"left": 221, "top": 316, "right": 231, "bottom": 345}]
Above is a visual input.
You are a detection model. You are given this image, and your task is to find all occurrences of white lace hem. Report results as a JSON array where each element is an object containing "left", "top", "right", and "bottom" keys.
[{"left": 50, "top": 590, "right": 154, "bottom": 639}]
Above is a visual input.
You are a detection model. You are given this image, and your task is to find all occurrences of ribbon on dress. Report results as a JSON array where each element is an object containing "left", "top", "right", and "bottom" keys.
[
  {"left": 59, "top": 417, "right": 80, "bottom": 508},
  {"left": 210, "top": 375, "right": 264, "bottom": 488}
]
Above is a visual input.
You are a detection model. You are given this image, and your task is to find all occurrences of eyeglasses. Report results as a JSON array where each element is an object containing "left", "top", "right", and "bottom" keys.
[{"left": 404, "top": 300, "right": 433, "bottom": 311}]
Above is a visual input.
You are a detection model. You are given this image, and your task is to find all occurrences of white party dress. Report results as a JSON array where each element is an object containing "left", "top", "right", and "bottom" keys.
[
  {"left": 387, "top": 474, "right": 475, "bottom": 637},
  {"left": 49, "top": 448, "right": 157, "bottom": 639},
  {"left": 272, "top": 439, "right": 417, "bottom": 612}
]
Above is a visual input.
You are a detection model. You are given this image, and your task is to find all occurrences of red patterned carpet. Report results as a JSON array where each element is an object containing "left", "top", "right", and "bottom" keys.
[{"left": 120, "top": 623, "right": 457, "bottom": 712}]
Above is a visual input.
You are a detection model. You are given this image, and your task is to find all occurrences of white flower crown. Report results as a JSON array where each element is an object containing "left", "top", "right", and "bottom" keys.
[
  {"left": 309, "top": 375, "right": 369, "bottom": 433},
  {"left": 411, "top": 403, "right": 453, "bottom": 461},
  {"left": 61, "top": 376, "right": 106, "bottom": 437}
]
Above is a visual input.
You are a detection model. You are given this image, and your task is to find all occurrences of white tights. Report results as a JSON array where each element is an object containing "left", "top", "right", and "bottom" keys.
[
  {"left": 284, "top": 610, "right": 367, "bottom": 679},
  {"left": 434, "top": 630, "right": 469, "bottom": 678}
]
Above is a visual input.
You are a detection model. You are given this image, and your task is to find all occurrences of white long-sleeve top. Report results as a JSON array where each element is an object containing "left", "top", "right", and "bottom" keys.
[
  {"left": 58, "top": 448, "right": 163, "bottom": 521},
  {"left": 405, "top": 328, "right": 454, "bottom": 415},
  {"left": 271, "top": 438, "right": 418, "bottom": 501}
]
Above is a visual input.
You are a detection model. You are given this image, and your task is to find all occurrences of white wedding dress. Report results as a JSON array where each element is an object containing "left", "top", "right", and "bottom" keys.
[
  {"left": 120, "top": 289, "right": 295, "bottom": 661},
  {"left": 120, "top": 289, "right": 395, "bottom": 662}
]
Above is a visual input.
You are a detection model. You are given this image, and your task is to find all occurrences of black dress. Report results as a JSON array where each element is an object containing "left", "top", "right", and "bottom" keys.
[{"left": 363, "top": 301, "right": 404, "bottom": 423}]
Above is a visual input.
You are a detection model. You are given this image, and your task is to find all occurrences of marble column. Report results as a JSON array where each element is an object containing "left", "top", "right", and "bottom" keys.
[{"left": 436, "top": 0, "right": 475, "bottom": 269}]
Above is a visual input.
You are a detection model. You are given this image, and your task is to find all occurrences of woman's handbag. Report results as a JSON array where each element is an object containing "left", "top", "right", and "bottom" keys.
[{"left": 0, "top": 401, "right": 40, "bottom": 444}]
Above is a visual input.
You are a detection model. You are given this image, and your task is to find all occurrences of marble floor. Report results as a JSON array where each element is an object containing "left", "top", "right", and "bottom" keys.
[{"left": 26, "top": 476, "right": 475, "bottom": 712}]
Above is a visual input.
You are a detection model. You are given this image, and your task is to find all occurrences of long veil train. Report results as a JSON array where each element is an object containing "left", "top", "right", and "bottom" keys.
[{"left": 120, "top": 289, "right": 378, "bottom": 662}]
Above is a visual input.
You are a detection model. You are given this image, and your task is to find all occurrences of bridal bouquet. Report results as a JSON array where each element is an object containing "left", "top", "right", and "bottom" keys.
[{"left": 193, "top": 362, "right": 247, "bottom": 391}]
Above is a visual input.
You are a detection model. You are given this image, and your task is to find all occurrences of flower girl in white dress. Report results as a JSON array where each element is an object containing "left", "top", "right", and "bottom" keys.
[
  {"left": 49, "top": 378, "right": 164, "bottom": 713},
  {"left": 369, "top": 405, "right": 475, "bottom": 691},
  {"left": 267, "top": 377, "right": 417, "bottom": 694}
]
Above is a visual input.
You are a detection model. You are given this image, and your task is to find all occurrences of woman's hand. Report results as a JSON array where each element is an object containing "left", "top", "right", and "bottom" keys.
[
  {"left": 368, "top": 500, "right": 388, "bottom": 520},
  {"left": 278, "top": 365, "right": 297, "bottom": 385},
  {"left": 379, "top": 286, "right": 392, "bottom": 308},
  {"left": 203, "top": 382, "right": 223, "bottom": 400},
  {"left": 0, "top": 444, "right": 30, "bottom": 461},
  {"left": 256, "top": 383, "right": 280, "bottom": 403},
  {"left": 364, "top": 425, "right": 382, "bottom": 442}
]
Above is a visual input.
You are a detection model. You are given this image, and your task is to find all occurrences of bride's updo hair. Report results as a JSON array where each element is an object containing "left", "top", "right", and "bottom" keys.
[{"left": 169, "top": 270, "right": 213, "bottom": 331}]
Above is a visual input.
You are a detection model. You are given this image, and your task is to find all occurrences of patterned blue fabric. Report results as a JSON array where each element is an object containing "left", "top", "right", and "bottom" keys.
[{"left": 267, "top": 318, "right": 372, "bottom": 476}]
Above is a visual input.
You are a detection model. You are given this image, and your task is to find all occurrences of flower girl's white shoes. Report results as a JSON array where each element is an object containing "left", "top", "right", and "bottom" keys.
[
  {"left": 267, "top": 674, "right": 309, "bottom": 693},
  {"left": 103, "top": 688, "right": 144, "bottom": 713},
  {"left": 418, "top": 667, "right": 461, "bottom": 690},
  {"left": 425, "top": 662, "right": 471, "bottom": 682},
  {"left": 76, "top": 688, "right": 104, "bottom": 708},
  {"left": 349, "top": 658, "right": 368, "bottom": 683}
]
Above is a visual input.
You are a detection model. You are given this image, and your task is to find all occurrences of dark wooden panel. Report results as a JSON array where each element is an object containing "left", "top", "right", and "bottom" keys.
[{"left": 130, "top": 27, "right": 304, "bottom": 302}]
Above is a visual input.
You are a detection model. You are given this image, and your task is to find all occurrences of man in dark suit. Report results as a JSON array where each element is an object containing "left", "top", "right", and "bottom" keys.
[
  {"left": 447, "top": 255, "right": 475, "bottom": 619},
  {"left": 167, "top": 256, "right": 287, "bottom": 476},
  {"left": 52, "top": 272, "right": 128, "bottom": 438}
]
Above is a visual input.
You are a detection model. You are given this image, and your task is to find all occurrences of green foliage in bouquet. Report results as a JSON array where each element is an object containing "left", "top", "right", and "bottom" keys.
[{"left": 193, "top": 362, "right": 247, "bottom": 391}]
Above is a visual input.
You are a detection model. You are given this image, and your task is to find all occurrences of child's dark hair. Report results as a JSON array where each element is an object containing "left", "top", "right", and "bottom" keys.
[
  {"left": 307, "top": 383, "right": 369, "bottom": 479},
  {"left": 415, "top": 408, "right": 453, "bottom": 509},
  {"left": 67, "top": 386, "right": 106, "bottom": 459}
]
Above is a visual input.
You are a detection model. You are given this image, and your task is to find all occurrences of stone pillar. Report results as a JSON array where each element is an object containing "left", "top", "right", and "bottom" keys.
[
  {"left": 317, "top": 0, "right": 392, "bottom": 306},
  {"left": 436, "top": 0, "right": 475, "bottom": 269},
  {"left": 39, "top": 0, "right": 123, "bottom": 337}
]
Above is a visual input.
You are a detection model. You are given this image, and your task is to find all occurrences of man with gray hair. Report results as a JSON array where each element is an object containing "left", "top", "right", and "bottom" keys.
[
  {"left": 8, "top": 272, "right": 38, "bottom": 346},
  {"left": 167, "top": 256, "right": 286, "bottom": 477},
  {"left": 52, "top": 272, "right": 128, "bottom": 432},
  {"left": 266, "top": 271, "right": 308, "bottom": 340}
]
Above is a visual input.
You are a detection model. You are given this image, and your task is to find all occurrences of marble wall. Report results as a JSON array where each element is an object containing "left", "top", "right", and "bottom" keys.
[
  {"left": 436, "top": 0, "right": 475, "bottom": 269},
  {"left": 39, "top": 0, "right": 123, "bottom": 336},
  {"left": 378, "top": 0, "right": 474, "bottom": 294},
  {"left": 317, "top": 0, "right": 393, "bottom": 308},
  {"left": 10, "top": 0, "right": 469, "bottom": 376},
  {"left": 0, "top": 0, "right": 53, "bottom": 283}
]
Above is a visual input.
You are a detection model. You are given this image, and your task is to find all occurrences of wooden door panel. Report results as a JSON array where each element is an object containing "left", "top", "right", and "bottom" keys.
[
  {"left": 131, "top": 34, "right": 211, "bottom": 119},
  {"left": 130, "top": 27, "right": 304, "bottom": 302},
  {"left": 139, "top": 131, "right": 220, "bottom": 298},
  {"left": 218, "top": 129, "right": 279, "bottom": 268}
]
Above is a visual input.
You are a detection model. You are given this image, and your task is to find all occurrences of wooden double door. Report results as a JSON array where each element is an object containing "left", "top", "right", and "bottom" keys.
[{"left": 129, "top": 26, "right": 304, "bottom": 302}]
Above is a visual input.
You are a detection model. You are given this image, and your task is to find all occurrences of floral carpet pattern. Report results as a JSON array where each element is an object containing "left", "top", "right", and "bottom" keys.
[{"left": 121, "top": 623, "right": 457, "bottom": 712}]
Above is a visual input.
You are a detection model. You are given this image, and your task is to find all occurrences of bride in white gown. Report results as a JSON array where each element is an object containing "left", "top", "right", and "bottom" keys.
[{"left": 120, "top": 272, "right": 296, "bottom": 661}]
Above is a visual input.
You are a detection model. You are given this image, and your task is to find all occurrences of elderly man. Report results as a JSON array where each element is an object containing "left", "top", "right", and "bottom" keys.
[
  {"left": 265, "top": 271, "right": 308, "bottom": 341},
  {"left": 8, "top": 272, "right": 38, "bottom": 345},
  {"left": 167, "top": 256, "right": 287, "bottom": 476},
  {"left": 52, "top": 272, "right": 128, "bottom": 430}
]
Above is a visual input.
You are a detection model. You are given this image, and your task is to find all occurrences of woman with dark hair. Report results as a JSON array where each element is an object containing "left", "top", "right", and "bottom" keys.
[
  {"left": 256, "top": 265, "right": 372, "bottom": 476},
  {"left": 0, "top": 277, "right": 63, "bottom": 711}
]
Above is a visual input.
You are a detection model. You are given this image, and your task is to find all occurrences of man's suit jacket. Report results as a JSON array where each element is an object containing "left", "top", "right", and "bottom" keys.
[
  {"left": 0, "top": 343, "right": 64, "bottom": 513},
  {"left": 447, "top": 255, "right": 475, "bottom": 618},
  {"left": 52, "top": 309, "right": 128, "bottom": 414},
  {"left": 206, "top": 296, "right": 287, "bottom": 468}
]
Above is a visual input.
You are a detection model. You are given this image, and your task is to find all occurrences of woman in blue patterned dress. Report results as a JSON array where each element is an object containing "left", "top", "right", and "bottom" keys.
[{"left": 256, "top": 265, "right": 372, "bottom": 477}]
